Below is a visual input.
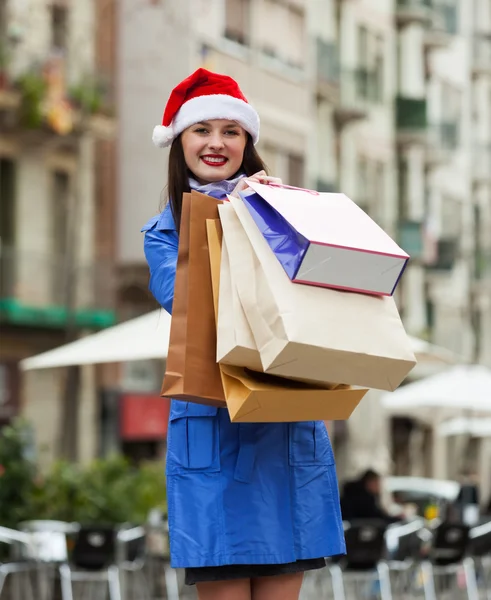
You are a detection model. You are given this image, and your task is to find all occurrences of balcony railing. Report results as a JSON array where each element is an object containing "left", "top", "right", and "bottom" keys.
[
  {"left": 316, "top": 179, "right": 337, "bottom": 193},
  {"left": 427, "top": 238, "right": 459, "bottom": 271},
  {"left": 396, "top": 96, "right": 427, "bottom": 134},
  {"left": 396, "top": 0, "right": 433, "bottom": 24},
  {"left": 0, "top": 247, "right": 116, "bottom": 328},
  {"left": 398, "top": 220, "right": 425, "bottom": 260}
]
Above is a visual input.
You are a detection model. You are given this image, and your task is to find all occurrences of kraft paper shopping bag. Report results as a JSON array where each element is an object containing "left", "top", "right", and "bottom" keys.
[{"left": 161, "top": 192, "right": 226, "bottom": 406}]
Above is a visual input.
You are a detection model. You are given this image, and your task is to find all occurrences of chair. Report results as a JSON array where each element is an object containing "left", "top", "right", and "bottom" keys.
[
  {"left": 145, "top": 519, "right": 180, "bottom": 600},
  {"left": 18, "top": 520, "right": 80, "bottom": 600},
  {"left": 419, "top": 522, "right": 479, "bottom": 600},
  {"left": 329, "top": 520, "right": 393, "bottom": 600},
  {"left": 0, "top": 526, "right": 36, "bottom": 600},
  {"left": 468, "top": 520, "right": 491, "bottom": 600},
  {"left": 59, "top": 524, "right": 151, "bottom": 600},
  {"left": 385, "top": 518, "right": 427, "bottom": 597}
]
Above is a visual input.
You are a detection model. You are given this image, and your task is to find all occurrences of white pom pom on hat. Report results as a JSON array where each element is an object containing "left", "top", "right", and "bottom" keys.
[
  {"left": 152, "top": 68, "right": 260, "bottom": 148},
  {"left": 152, "top": 125, "right": 174, "bottom": 148}
]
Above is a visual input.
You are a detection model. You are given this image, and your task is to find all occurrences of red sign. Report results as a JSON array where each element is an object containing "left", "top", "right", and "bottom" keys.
[
  {"left": 120, "top": 394, "right": 170, "bottom": 441},
  {"left": 0, "top": 363, "right": 19, "bottom": 422}
]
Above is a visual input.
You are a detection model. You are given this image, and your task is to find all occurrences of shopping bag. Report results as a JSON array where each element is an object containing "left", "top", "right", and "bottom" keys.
[
  {"left": 240, "top": 181, "right": 409, "bottom": 296},
  {"left": 220, "top": 198, "right": 416, "bottom": 391},
  {"left": 161, "top": 192, "right": 226, "bottom": 406},
  {"left": 206, "top": 218, "right": 368, "bottom": 422},
  {"left": 216, "top": 231, "right": 263, "bottom": 371}
]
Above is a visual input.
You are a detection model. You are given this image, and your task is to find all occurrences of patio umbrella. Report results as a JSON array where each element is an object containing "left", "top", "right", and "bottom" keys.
[
  {"left": 381, "top": 365, "right": 491, "bottom": 425},
  {"left": 19, "top": 311, "right": 460, "bottom": 371},
  {"left": 20, "top": 309, "right": 171, "bottom": 370},
  {"left": 437, "top": 417, "right": 491, "bottom": 438}
]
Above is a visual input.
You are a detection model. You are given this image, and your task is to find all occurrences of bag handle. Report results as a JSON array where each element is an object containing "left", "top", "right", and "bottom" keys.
[{"left": 263, "top": 182, "right": 320, "bottom": 196}]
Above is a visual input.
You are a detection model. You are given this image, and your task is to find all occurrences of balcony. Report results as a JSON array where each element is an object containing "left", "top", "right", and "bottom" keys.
[
  {"left": 396, "top": 0, "right": 433, "bottom": 26},
  {"left": 335, "top": 68, "right": 381, "bottom": 128},
  {"left": 426, "top": 121, "right": 459, "bottom": 165},
  {"left": 472, "top": 36, "right": 491, "bottom": 77},
  {"left": 316, "top": 38, "right": 340, "bottom": 101},
  {"left": 427, "top": 238, "right": 459, "bottom": 271},
  {"left": 396, "top": 96, "right": 427, "bottom": 144},
  {"left": 0, "top": 57, "right": 116, "bottom": 145},
  {"left": 472, "top": 145, "right": 491, "bottom": 183},
  {"left": 424, "top": 1, "right": 458, "bottom": 49},
  {"left": 0, "top": 247, "right": 116, "bottom": 329}
]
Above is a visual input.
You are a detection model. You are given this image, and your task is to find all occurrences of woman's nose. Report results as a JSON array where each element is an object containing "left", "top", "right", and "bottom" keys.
[{"left": 208, "top": 134, "right": 225, "bottom": 150}]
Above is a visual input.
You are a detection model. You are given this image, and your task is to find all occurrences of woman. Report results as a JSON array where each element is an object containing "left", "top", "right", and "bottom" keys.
[{"left": 142, "top": 68, "right": 345, "bottom": 600}]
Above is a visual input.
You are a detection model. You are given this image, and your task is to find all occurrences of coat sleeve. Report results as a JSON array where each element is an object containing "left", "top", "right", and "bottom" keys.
[{"left": 143, "top": 227, "right": 178, "bottom": 315}]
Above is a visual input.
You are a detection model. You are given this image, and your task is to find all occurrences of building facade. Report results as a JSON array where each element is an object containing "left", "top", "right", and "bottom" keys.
[
  {"left": 2, "top": 0, "right": 489, "bottom": 485},
  {"left": 0, "top": 0, "right": 117, "bottom": 466}
]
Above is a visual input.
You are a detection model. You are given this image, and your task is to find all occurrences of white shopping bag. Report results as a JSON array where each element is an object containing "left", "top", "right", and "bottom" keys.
[
  {"left": 216, "top": 232, "right": 263, "bottom": 371},
  {"left": 240, "top": 182, "right": 409, "bottom": 296},
  {"left": 218, "top": 199, "right": 416, "bottom": 391}
]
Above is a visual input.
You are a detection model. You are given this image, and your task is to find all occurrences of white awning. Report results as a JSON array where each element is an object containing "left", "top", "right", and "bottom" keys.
[{"left": 20, "top": 310, "right": 171, "bottom": 370}]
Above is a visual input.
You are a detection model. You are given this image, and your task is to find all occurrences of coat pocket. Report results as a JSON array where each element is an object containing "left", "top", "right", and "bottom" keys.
[
  {"left": 167, "top": 402, "right": 220, "bottom": 473},
  {"left": 289, "top": 421, "right": 335, "bottom": 466}
]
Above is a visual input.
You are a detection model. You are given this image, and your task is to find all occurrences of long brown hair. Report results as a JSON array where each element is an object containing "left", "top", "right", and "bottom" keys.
[{"left": 166, "top": 133, "right": 268, "bottom": 231}]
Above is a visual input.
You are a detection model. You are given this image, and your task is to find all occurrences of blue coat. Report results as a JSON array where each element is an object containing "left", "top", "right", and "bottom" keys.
[{"left": 142, "top": 200, "right": 346, "bottom": 568}]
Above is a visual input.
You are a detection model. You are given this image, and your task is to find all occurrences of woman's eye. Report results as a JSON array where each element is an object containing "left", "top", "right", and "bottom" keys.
[
  {"left": 225, "top": 130, "right": 239, "bottom": 136},
  {"left": 194, "top": 128, "right": 208, "bottom": 134}
]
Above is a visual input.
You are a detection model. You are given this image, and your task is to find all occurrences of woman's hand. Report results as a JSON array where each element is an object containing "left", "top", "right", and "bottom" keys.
[{"left": 231, "top": 171, "right": 282, "bottom": 198}]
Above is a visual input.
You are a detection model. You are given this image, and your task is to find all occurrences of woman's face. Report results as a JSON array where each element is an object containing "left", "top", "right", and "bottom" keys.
[{"left": 181, "top": 119, "right": 247, "bottom": 183}]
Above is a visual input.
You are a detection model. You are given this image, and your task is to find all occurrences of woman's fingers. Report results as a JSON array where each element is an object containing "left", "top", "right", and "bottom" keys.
[{"left": 231, "top": 173, "right": 283, "bottom": 198}]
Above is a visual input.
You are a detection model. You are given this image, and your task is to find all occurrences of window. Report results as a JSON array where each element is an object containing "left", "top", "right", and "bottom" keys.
[
  {"left": 356, "top": 25, "right": 384, "bottom": 102},
  {"left": 257, "top": 1, "right": 305, "bottom": 69},
  {"left": 260, "top": 144, "right": 304, "bottom": 187},
  {"left": 357, "top": 26, "right": 368, "bottom": 68},
  {"left": 224, "top": 0, "right": 250, "bottom": 45},
  {"left": 0, "top": 0, "right": 7, "bottom": 45},
  {"left": 0, "top": 159, "right": 16, "bottom": 299},
  {"left": 440, "top": 196, "right": 461, "bottom": 239},
  {"left": 0, "top": 159, "right": 16, "bottom": 248},
  {"left": 397, "top": 156, "right": 409, "bottom": 220},
  {"left": 374, "top": 35, "right": 384, "bottom": 102},
  {"left": 288, "top": 154, "right": 304, "bottom": 188},
  {"left": 51, "top": 5, "right": 68, "bottom": 51},
  {"left": 52, "top": 171, "right": 70, "bottom": 257}
]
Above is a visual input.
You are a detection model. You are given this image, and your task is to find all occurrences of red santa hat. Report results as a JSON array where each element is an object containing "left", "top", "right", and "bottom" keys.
[{"left": 152, "top": 68, "right": 260, "bottom": 148}]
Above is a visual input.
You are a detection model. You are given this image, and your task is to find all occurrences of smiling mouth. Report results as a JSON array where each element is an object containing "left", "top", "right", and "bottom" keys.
[{"left": 201, "top": 155, "right": 228, "bottom": 167}]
